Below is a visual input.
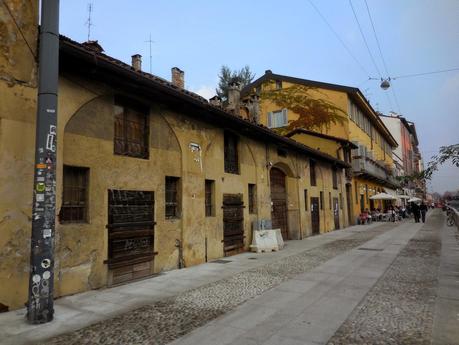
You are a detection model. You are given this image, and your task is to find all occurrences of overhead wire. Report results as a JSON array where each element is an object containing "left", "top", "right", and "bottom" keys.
[
  {"left": 349, "top": 0, "right": 382, "bottom": 79},
  {"left": 364, "top": 0, "right": 401, "bottom": 114},
  {"left": 1, "top": 0, "right": 36, "bottom": 60},
  {"left": 393, "top": 67, "right": 459, "bottom": 79},
  {"left": 306, "top": 0, "right": 370, "bottom": 77}
]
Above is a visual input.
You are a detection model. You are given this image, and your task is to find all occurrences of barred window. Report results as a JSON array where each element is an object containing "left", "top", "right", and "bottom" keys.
[
  {"left": 205, "top": 179, "right": 214, "bottom": 217},
  {"left": 310, "top": 160, "right": 317, "bottom": 186},
  {"left": 114, "top": 98, "right": 149, "bottom": 159},
  {"left": 165, "top": 176, "right": 180, "bottom": 218},
  {"left": 224, "top": 131, "right": 239, "bottom": 174},
  {"left": 61, "top": 166, "right": 89, "bottom": 223},
  {"left": 304, "top": 189, "right": 308, "bottom": 211},
  {"left": 248, "top": 184, "right": 256, "bottom": 214}
]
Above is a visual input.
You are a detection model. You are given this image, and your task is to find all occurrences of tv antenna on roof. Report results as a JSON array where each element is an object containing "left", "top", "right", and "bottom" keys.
[
  {"left": 85, "top": 2, "right": 94, "bottom": 41},
  {"left": 145, "top": 33, "right": 155, "bottom": 73}
]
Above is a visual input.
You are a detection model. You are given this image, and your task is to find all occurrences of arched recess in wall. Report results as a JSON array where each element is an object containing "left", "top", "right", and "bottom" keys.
[
  {"left": 269, "top": 161, "right": 301, "bottom": 240},
  {"left": 202, "top": 131, "right": 257, "bottom": 181},
  {"left": 239, "top": 138, "right": 257, "bottom": 181},
  {"left": 151, "top": 105, "right": 183, "bottom": 176},
  {"left": 269, "top": 161, "right": 295, "bottom": 178}
]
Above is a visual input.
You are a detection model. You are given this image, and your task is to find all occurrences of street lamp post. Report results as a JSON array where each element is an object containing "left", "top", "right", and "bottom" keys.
[{"left": 27, "top": 0, "right": 60, "bottom": 324}]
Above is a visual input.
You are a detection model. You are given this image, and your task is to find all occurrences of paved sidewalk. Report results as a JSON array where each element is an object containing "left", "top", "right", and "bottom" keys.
[
  {"left": 168, "top": 220, "right": 422, "bottom": 345},
  {"left": 432, "top": 213, "right": 459, "bottom": 345},
  {"left": 0, "top": 221, "right": 386, "bottom": 345}
]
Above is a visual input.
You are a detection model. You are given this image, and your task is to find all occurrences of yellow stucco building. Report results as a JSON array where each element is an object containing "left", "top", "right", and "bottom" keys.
[
  {"left": 242, "top": 71, "right": 399, "bottom": 223},
  {"left": 0, "top": 3, "right": 351, "bottom": 311}
]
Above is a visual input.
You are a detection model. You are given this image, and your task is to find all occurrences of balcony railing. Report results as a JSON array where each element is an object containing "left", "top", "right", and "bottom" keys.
[{"left": 352, "top": 156, "right": 398, "bottom": 186}]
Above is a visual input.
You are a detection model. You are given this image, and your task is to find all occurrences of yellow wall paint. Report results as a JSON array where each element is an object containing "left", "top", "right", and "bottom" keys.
[
  {"left": 0, "top": 74, "right": 351, "bottom": 310},
  {"left": 289, "top": 132, "right": 342, "bottom": 159}
]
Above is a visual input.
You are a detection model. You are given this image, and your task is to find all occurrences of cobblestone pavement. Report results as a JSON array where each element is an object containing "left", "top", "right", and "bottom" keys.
[
  {"left": 40, "top": 223, "right": 396, "bottom": 345},
  {"left": 327, "top": 212, "right": 442, "bottom": 345}
]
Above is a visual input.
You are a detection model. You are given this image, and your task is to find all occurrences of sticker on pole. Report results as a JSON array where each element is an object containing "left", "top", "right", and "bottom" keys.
[
  {"left": 36, "top": 183, "right": 45, "bottom": 192},
  {"left": 41, "top": 259, "right": 51, "bottom": 269}
]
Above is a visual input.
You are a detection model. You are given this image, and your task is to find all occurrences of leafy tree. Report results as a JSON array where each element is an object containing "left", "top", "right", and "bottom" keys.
[
  {"left": 260, "top": 82, "right": 346, "bottom": 134},
  {"left": 422, "top": 143, "right": 459, "bottom": 180},
  {"left": 216, "top": 65, "right": 255, "bottom": 101}
]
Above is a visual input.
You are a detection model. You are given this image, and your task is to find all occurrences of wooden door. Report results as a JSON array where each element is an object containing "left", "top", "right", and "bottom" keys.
[
  {"left": 345, "top": 184, "right": 353, "bottom": 225},
  {"left": 270, "top": 167, "right": 289, "bottom": 240},
  {"left": 333, "top": 197, "right": 340, "bottom": 230},
  {"left": 107, "top": 190, "right": 156, "bottom": 285},
  {"left": 310, "top": 197, "right": 320, "bottom": 235},
  {"left": 222, "top": 194, "right": 245, "bottom": 255}
]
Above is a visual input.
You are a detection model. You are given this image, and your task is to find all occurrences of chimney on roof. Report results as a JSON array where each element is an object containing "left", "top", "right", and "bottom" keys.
[
  {"left": 171, "top": 67, "right": 185, "bottom": 88},
  {"left": 82, "top": 40, "right": 104, "bottom": 53},
  {"left": 209, "top": 95, "right": 222, "bottom": 107},
  {"left": 131, "top": 54, "right": 142, "bottom": 72},
  {"left": 227, "top": 79, "right": 241, "bottom": 113},
  {"left": 247, "top": 94, "right": 260, "bottom": 124}
]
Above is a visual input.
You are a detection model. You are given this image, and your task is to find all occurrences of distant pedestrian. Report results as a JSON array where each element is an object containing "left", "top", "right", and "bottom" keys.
[
  {"left": 420, "top": 202, "right": 428, "bottom": 223},
  {"left": 411, "top": 202, "right": 421, "bottom": 223}
]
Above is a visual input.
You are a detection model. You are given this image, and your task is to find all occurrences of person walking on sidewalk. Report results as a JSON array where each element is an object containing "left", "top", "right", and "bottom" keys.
[
  {"left": 411, "top": 202, "right": 421, "bottom": 223},
  {"left": 420, "top": 202, "right": 428, "bottom": 223}
]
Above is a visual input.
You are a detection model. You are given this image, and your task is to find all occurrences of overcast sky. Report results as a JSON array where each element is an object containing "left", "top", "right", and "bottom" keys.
[{"left": 58, "top": 0, "right": 459, "bottom": 194}]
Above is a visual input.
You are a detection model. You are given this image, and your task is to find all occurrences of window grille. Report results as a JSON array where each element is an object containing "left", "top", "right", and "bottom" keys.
[
  {"left": 165, "top": 176, "right": 180, "bottom": 218},
  {"left": 310, "top": 160, "right": 317, "bottom": 186},
  {"left": 205, "top": 180, "right": 214, "bottom": 217},
  {"left": 61, "top": 166, "right": 89, "bottom": 223},
  {"left": 304, "top": 189, "right": 308, "bottom": 211},
  {"left": 248, "top": 184, "right": 256, "bottom": 214},
  {"left": 224, "top": 132, "right": 239, "bottom": 174},
  {"left": 114, "top": 99, "right": 149, "bottom": 159},
  {"left": 107, "top": 190, "right": 155, "bottom": 269}
]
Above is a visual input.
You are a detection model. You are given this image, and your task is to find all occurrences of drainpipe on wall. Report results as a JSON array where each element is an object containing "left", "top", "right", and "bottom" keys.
[{"left": 27, "top": 0, "right": 60, "bottom": 324}]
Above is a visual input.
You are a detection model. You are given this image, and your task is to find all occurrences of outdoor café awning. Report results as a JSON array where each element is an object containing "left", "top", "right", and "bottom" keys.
[
  {"left": 369, "top": 192, "right": 397, "bottom": 200},
  {"left": 408, "top": 197, "right": 422, "bottom": 203}
]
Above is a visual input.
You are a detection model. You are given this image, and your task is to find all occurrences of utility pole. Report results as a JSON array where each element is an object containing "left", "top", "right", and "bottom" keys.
[{"left": 27, "top": 0, "right": 60, "bottom": 324}]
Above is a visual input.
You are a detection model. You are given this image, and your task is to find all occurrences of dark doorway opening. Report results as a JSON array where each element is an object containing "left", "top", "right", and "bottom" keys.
[
  {"left": 270, "top": 167, "right": 289, "bottom": 240},
  {"left": 310, "top": 197, "right": 320, "bottom": 235}
]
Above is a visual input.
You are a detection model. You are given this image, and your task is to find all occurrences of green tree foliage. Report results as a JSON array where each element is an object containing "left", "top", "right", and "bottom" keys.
[
  {"left": 260, "top": 83, "right": 346, "bottom": 134},
  {"left": 216, "top": 65, "right": 255, "bottom": 101},
  {"left": 422, "top": 143, "right": 459, "bottom": 180}
]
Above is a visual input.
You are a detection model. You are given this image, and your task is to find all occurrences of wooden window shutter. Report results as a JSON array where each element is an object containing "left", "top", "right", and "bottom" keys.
[{"left": 282, "top": 109, "right": 288, "bottom": 126}]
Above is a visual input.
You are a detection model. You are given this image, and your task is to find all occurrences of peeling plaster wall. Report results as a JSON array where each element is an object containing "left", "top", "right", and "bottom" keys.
[
  {"left": 0, "top": 2, "right": 349, "bottom": 309},
  {"left": 0, "top": 70, "right": 350, "bottom": 309},
  {"left": 0, "top": 0, "right": 38, "bottom": 311}
]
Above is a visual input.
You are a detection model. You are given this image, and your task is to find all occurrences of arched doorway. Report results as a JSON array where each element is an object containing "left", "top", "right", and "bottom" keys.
[{"left": 270, "top": 167, "right": 289, "bottom": 240}]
